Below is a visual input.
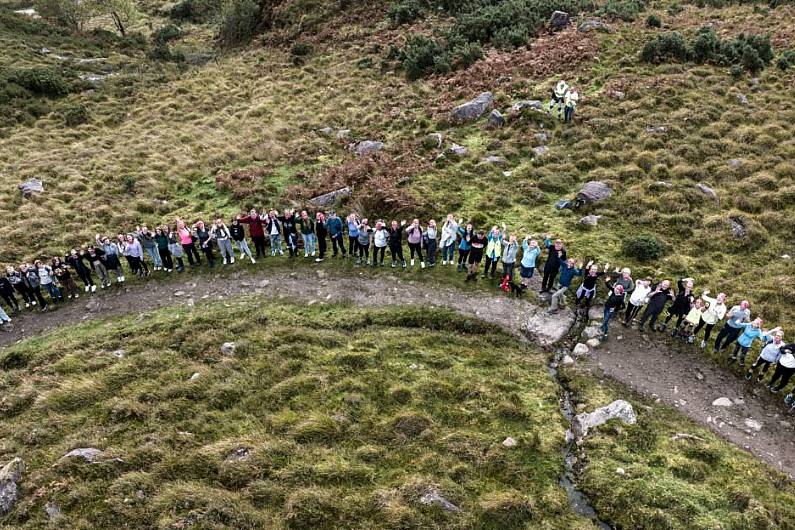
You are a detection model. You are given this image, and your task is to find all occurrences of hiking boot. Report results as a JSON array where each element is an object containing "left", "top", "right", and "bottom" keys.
[
  {"left": 771, "top": 386, "right": 781, "bottom": 394},
  {"left": 745, "top": 372, "right": 753, "bottom": 381},
  {"left": 756, "top": 374, "right": 765, "bottom": 382},
  {"left": 659, "top": 323, "right": 667, "bottom": 332},
  {"left": 728, "top": 356, "right": 737, "bottom": 364},
  {"left": 687, "top": 335, "right": 695, "bottom": 344},
  {"left": 700, "top": 340, "right": 707, "bottom": 349}
]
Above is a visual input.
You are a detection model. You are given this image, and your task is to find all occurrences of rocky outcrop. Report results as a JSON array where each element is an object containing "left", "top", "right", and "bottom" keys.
[
  {"left": 0, "top": 457, "right": 25, "bottom": 514},
  {"left": 577, "top": 19, "right": 612, "bottom": 33},
  {"left": 572, "top": 400, "right": 637, "bottom": 438},
  {"left": 576, "top": 181, "right": 612, "bottom": 204},
  {"left": 63, "top": 447, "right": 103, "bottom": 463},
  {"left": 548, "top": 11, "right": 570, "bottom": 32},
  {"left": 309, "top": 187, "right": 351, "bottom": 208},
  {"left": 696, "top": 183, "right": 719, "bottom": 202},
  {"left": 487, "top": 109, "right": 505, "bottom": 128},
  {"left": 18, "top": 178, "right": 44, "bottom": 198},
  {"left": 451, "top": 92, "right": 494, "bottom": 123}
]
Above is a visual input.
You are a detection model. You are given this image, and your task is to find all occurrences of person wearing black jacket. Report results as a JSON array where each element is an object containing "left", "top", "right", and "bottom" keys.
[
  {"left": 66, "top": 248, "right": 95, "bottom": 292},
  {"left": 541, "top": 237, "right": 566, "bottom": 293},
  {"left": 5, "top": 266, "right": 35, "bottom": 308},
  {"left": 85, "top": 246, "right": 111, "bottom": 288},
  {"left": 465, "top": 230, "right": 488, "bottom": 282},
  {"left": 388, "top": 220, "right": 407, "bottom": 268},
  {"left": 195, "top": 221, "right": 215, "bottom": 267},
  {"left": 601, "top": 281, "right": 626, "bottom": 340},
  {"left": 230, "top": 218, "right": 255, "bottom": 264},
  {"left": 0, "top": 275, "right": 20, "bottom": 313},
  {"left": 281, "top": 210, "right": 299, "bottom": 258},
  {"left": 637, "top": 280, "right": 674, "bottom": 332},
  {"left": 661, "top": 277, "right": 695, "bottom": 334},
  {"left": 265, "top": 210, "right": 284, "bottom": 257},
  {"left": 315, "top": 212, "right": 328, "bottom": 262}
]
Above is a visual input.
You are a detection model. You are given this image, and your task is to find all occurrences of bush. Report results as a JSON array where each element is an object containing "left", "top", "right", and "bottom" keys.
[
  {"left": 169, "top": 0, "right": 221, "bottom": 23},
  {"left": 641, "top": 31, "right": 689, "bottom": 63},
  {"left": 597, "top": 0, "right": 646, "bottom": 21},
  {"left": 290, "top": 41, "right": 313, "bottom": 65},
  {"left": 216, "top": 0, "right": 260, "bottom": 49},
  {"left": 152, "top": 24, "right": 182, "bottom": 45},
  {"left": 10, "top": 67, "right": 69, "bottom": 97},
  {"left": 452, "top": 41, "right": 484, "bottom": 68},
  {"left": 741, "top": 45, "right": 764, "bottom": 74},
  {"left": 63, "top": 103, "right": 89, "bottom": 126},
  {"left": 645, "top": 13, "right": 661, "bottom": 27},
  {"left": 387, "top": 0, "right": 424, "bottom": 25},
  {"left": 401, "top": 34, "right": 450, "bottom": 80},
  {"left": 492, "top": 25, "right": 528, "bottom": 50},
  {"left": 146, "top": 43, "right": 185, "bottom": 62},
  {"left": 778, "top": 50, "right": 795, "bottom": 70},
  {"left": 730, "top": 64, "right": 743, "bottom": 78},
  {"left": 622, "top": 233, "right": 664, "bottom": 261}
]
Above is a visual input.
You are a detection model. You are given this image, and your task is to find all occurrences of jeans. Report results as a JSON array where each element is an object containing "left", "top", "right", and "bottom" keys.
[
  {"left": 693, "top": 320, "right": 716, "bottom": 342},
  {"left": 601, "top": 306, "right": 617, "bottom": 335},
  {"left": 217, "top": 239, "right": 234, "bottom": 261},
  {"left": 302, "top": 233, "right": 315, "bottom": 255},
  {"left": 93, "top": 262, "right": 110, "bottom": 287},
  {"left": 0, "top": 305, "right": 9, "bottom": 322},
  {"left": 235, "top": 239, "right": 253, "bottom": 259},
  {"left": 331, "top": 234, "right": 346, "bottom": 256},
  {"left": 182, "top": 243, "right": 201, "bottom": 266},
  {"left": 286, "top": 233, "right": 298, "bottom": 256},
  {"left": 441, "top": 242, "right": 455, "bottom": 262},
  {"left": 159, "top": 248, "right": 174, "bottom": 270},
  {"left": 348, "top": 236, "right": 359, "bottom": 256},
  {"left": 564, "top": 106, "right": 574, "bottom": 122},
  {"left": 42, "top": 282, "right": 63, "bottom": 302},
  {"left": 714, "top": 324, "right": 742, "bottom": 352},
  {"left": 426, "top": 239, "right": 437, "bottom": 265},
  {"left": 145, "top": 246, "right": 162, "bottom": 268},
  {"left": 269, "top": 234, "right": 283, "bottom": 255},
  {"left": 732, "top": 344, "right": 750, "bottom": 363},
  {"left": 502, "top": 262, "right": 515, "bottom": 281},
  {"left": 550, "top": 285, "right": 569, "bottom": 310},
  {"left": 358, "top": 243, "right": 370, "bottom": 261}
]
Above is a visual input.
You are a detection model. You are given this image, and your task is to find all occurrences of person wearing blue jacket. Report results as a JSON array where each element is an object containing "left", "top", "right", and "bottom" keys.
[
  {"left": 346, "top": 213, "right": 360, "bottom": 257},
  {"left": 520, "top": 237, "right": 541, "bottom": 287},
  {"left": 548, "top": 258, "right": 583, "bottom": 312},
  {"left": 457, "top": 223, "right": 474, "bottom": 273},
  {"left": 326, "top": 212, "right": 346, "bottom": 258},
  {"left": 729, "top": 319, "right": 781, "bottom": 367}
]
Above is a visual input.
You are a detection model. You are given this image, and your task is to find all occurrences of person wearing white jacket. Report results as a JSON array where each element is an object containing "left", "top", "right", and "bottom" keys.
[
  {"left": 692, "top": 291, "right": 728, "bottom": 349},
  {"left": 623, "top": 278, "right": 651, "bottom": 326},
  {"left": 746, "top": 331, "right": 784, "bottom": 382},
  {"left": 439, "top": 214, "right": 460, "bottom": 266}
]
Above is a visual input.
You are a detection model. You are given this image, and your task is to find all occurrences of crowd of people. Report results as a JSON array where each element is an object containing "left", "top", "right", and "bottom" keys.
[{"left": 0, "top": 207, "right": 793, "bottom": 411}]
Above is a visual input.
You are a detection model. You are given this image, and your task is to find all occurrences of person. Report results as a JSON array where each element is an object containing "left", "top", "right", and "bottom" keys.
[
  {"left": 356, "top": 219, "right": 372, "bottom": 265},
  {"left": 624, "top": 278, "right": 651, "bottom": 326},
  {"left": 238, "top": 209, "right": 267, "bottom": 259},
  {"left": 136, "top": 225, "right": 162, "bottom": 271},
  {"left": 177, "top": 219, "right": 201, "bottom": 267},
  {"left": 483, "top": 225, "right": 504, "bottom": 279},
  {"left": 465, "top": 229, "right": 487, "bottom": 282},
  {"left": 575, "top": 263, "right": 607, "bottom": 310},
  {"left": 0, "top": 303, "right": 10, "bottom": 326},
  {"left": 35, "top": 260, "right": 64, "bottom": 303},
  {"left": 548, "top": 258, "right": 583, "bottom": 313},
  {"left": 610, "top": 268, "right": 635, "bottom": 298},
  {"left": 281, "top": 210, "right": 298, "bottom": 258},
  {"left": 297, "top": 211, "right": 316, "bottom": 258},
  {"left": 66, "top": 248, "right": 94, "bottom": 292},
  {"left": 85, "top": 246, "right": 111, "bottom": 288},
  {"left": 96, "top": 235, "right": 125, "bottom": 282},
  {"left": 501, "top": 234, "right": 518, "bottom": 281},
  {"left": 315, "top": 212, "right": 328, "bottom": 262},
  {"left": 424, "top": 219, "right": 438, "bottom": 267},
  {"left": 372, "top": 221, "right": 389, "bottom": 268},
  {"left": 541, "top": 237, "right": 566, "bottom": 293},
  {"left": 195, "top": 221, "right": 215, "bottom": 267},
  {"left": 123, "top": 234, "right": 148, "bottom": 276},
  {"left": 266, "top": 210, "right": 284, "bottom": 257},
  {"left": 457, "top": 223, "right": 474, "bottom": 273},
  {"left": 346, "top": 213, "right": 360, "bottom": 257},
  {"left": 678, "top": 298, "right": 706, "bottom": 342},
  {"left": 230, "top": 217, "right": 255, "bottom": 264},
  {"left": 154, "top": 227, "right": 174, "bottom": 272},
  {"left": 326, "top": 212, "right": 346, "bottom": 258},
  {"left": 637, "top": 280, "right": 674, "bottom": 332},
  {"left": 746, "top": 331, "right": 784, "bottom": 382},
  {"left": 519, "top": 237, "right": 541, "bottom": 287},
  {"left": 0, "top": 274, "right": 20, "bottom": 313},
  {"left": 712, "top": 300, "right": 751, "bottom": 354},
  {"left": 601, "top": 283, "right": 626, "bottom": 341},
  {"left": 729, "top": 319, "right": 780, "bottom": 367},
  {"left": 662, "top": 278, "right": 695, "bottom": 335},
  {"left": 6, "top": 266, "right": 35, "bottom": 308},
  {"left": 53, "top": 263, "right": 79, "bottom": 299},
  {"left": 167, "top": 227, "right": 186, "bottom": 272},
  {"left": 564, "top": 89, "right": 579, "bottom": 123},
  {"left": 768, "top": 342, "right": 795, "bottom": 393},
  {"left": 26, "top": 263, "right": 50, "bottom": 308},
  {"left": 210, "top": 218, "right": 235, "bottom": 265},
  {"left": 405, "top": 219, "right": 424, "bottom": 268},
  {"left": 388, "top": 220, "right": 406, "bottom": 268},
  {"left": 692, "top": 291, "right": 727, "bottom": 348},
  {"left": 439, "top": 215, "right": 459, "bottom": 265},
  {"left": 548, "top": 79, "right": 569, "bottom": 118}
]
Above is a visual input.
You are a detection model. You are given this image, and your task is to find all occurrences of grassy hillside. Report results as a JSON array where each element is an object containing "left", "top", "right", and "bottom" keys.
[{"left": 0, "top": 299, "right": 792, "bottom": 528}]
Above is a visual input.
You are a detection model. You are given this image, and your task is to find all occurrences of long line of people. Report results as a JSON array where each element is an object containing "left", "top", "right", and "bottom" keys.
[{"left": 0, "top": 207, "right": 793, "bottom": 412}]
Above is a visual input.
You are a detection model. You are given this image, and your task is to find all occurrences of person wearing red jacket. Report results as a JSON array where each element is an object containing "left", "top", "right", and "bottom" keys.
[{"left": 237, "top": 209, "right": 267, "bottom": 259}]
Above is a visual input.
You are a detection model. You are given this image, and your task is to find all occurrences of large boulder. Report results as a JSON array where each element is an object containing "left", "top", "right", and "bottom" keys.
[
  {"left": 351, "top": 140, "right": 385, "bottom": 157},
  {"left": 576, "top": 181, "right": 612, "bottom": 204},
  {"left": 572, "top": 400, "right": 637, "bottom": 438},
  {"left": 63, "top": 448, "right": 103, "bottom": 463},
  {"left": 696, "top": 183, "right": 719, "bottom": 202},
  {"left": 487, "top": 109, "right": 505, "bottom": 128},
  {"left": 451, "top": 92, "right": 494, "bottom": 123},
  {"left": 18, "top": 178, "right": 44, "bottom": 198},
  {"left": 549, "top": 11, "right": 570, "bottom": 32},
  {"left": 309, "top": 187, "right": 351, "bottom": 208},
  {"left": 0, "top": 457, "right": 24, "bottom": 514}
]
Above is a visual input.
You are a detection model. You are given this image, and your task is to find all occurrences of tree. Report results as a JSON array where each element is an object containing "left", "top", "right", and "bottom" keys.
[
  {"left": 35, "top": 0, "right": 99, "bottom": 32},
  {"left": 101, "top": 0, "right": 139, "bottom": 36}
]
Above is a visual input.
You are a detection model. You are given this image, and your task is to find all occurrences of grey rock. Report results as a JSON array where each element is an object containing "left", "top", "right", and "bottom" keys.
[
  {"left": 352, "top": 140, "right": 385, "bottom": 157},
  {"left": 18, "top": 178, "right": 44, "bottom": 198},
  {"left": 184, "top": 52, "right": 214, "bottom": 66},
  {"left": 532, "top": 146, "right": 548, "bottom": 157},
  {"left": 728, "top": 159, "right": 743, "bottom": 169},
  {"left": 317, "top": 127, "right": 334, "bottom": 136},
  {"left": 483, "top": 155, "right": 505, "bottom": 166},
  {"left": 451, "top": 91, "right": 494, "bottom": 123},
  {"left": 63, "top": 448, "right": 103, "bottom": 463},
  {"left": 645, "top": 126, "right": 667, "bottom": 135},
  {"left": 729, "top": 216, "right": 747, "bottom": 239},
  {"left": 549, "top": 10, "right": 570, "bottom": 32},
  {"left": 579, "top": 214, "right": 601, "bottom": 226},
  {"left": 562, "top": 354, "right": 575, "bottom": 366},
  {"left": 487, "top": 109, "right": 505, "bottom": 128},
  {"left": 744, "top": 418, "right": 762, "bottom": 432},
  {"left": 573, "top": 343, "right": 589, "bottom": 356},
  {"left": 225, "top": 447, "right": 250, "bottom": 462},
  {"left": 39, "top": 47, "right": 51, "bottom": 54},
  {"left": 509, "top": 100, "right": 543, "bottom": 117},
  {"left": 84, "top": 298, "right": 101, "bottom": 312},
  {"left": 583, "top": 325, "right": 601, "bottom": 339},
  {"left": 610, "top": 90, "right": 625, "bottom": 100},
  {"left": 535, "top": 131, "right": 548, "bottom": 145},
  {"left": 422, "top": 133, "right": 444, "bottom": 149},
  {"left": 112, "top": 349, "right": 125, "bottom": 358},
  {"left": 190, "top": 372, "right": 200, "bottom": 381},
  {"left": 572, "top": 400, "right": 637, "bottom": 438},
  {"left": 420, "top": 489, "right": 461, "bottom": 513},
  {"left": 577, "top": 19, "right": 612, "bottom": 33},
  {"left": 0, "top": 457, "right": 24, "bottom": 514},
  {"left": 576, "top": 181, "right": 612, "bottom": 204},
  {"left": 696, "top": 183, "right": 719, "bottom": 201},
  {"left": 220, "top": 342, "right": 236, "bottom": 356},
  {"left": 650, "top": 181, "right": 673, "bottom": 190},
  {"left": 45, "top": 501, "right": 61, "bottom": 520},
  {"left": 448, "top": 143, "right": 469, "bottom": 158},
  {"left": 712, "top": 397, "right": 733, "bottom": 407},
  {"left": 736, "top": 93, "right": 749, "bottom": 106},
  {"left": 335, "top": 129, "right": 351, "bottom": 140},
  {"left": 526, "top": 308, "right": 573, "bottom": 345},
  {"left": 586, "top": 338, "right": 601, "bottom": 348},
  {"left": 502, "top": 436, "right": 517, "bottom": 447},
  {"left": 309, "top": 186, "right": 351, "bottom": 208}
]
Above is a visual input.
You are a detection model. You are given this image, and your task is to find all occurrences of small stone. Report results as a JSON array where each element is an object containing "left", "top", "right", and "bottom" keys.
[
  {"left": 561, "top": 354, "right": 575, "bottom": 366},
  {"left": 586, "top": 338, "right": 600, "bottom": 348},
  {"left": 351, "top": 140, "right": 385, "bottom": 157},
  {"left": 309, "top": 187, "right": 351, "bottom": 208},
  {"left": 782, "top": 254, "right": 791, "bottom": 260},
  {"left": 190, "top": 372, "right": 200, "bottom": 381},
  {"left": 712, "top": 397, "right": 733, "bottom": 407},
  {"left": 112, "top": 349, "right": 126, "bottom": 358},
  {"left": 744, "top": 419, "right": 762, "bottom": 432},
  {"left": 733, "top": 398, "right": 745, "bottom": 405},
  {"left": 487, "top": 109, "right": 505, "bottom": 128},
  {"left": 483, "top": 155, "right": 505, "bottom": 166},
  {"left": 616, "top": 467, "right": 625, "bottom": 475},
  {"left": 335, "top": 129, "right": 351, "bottom": 140},
  {"left": 645, "top": 126, "right": 667, "bottom": 135},
  {"left": 548, "top": 10, "right": 570, "bottom": 32},
  {"left": 508, "top": 100, "right": 542, "bottom": 117},
  {"left": 535, "top": 132, "right": 548, "bottom": 145},
  {"left": 220, "top": 342, "right": 236, "bottom": 356},
  {"left": 422, "top": 133, "right": 444, "bottom": 149},
  {"left": 258, "top": 279, "right": 270, "bottom": 288},
  {"left": 63, "top": 448, "right": 103, "bottom": 463},
  {"left": 578, "top": 19, "right": 612, "bottom": 33},
  {"left": 728, "top": 159, "right": 743, "bottom": 169},
  {"left": 532, "top": 146, "right": 548, "bottom": 157},
  {"left": 502, "top": 437, "right": 517, "bottom": 448},
  {"left": 695, "top": 371, "right": 704, "bottom": 381},
  {"left": 736, "top": 93, "right": 749, "bottom": 106},
  {"left": 447, "top": 143, "right": 469, "bottom": 158},
  {"left": 45, "top": 501, "right": 61, "bottom": 520},
  {"left": 409, "top": 363, "right": 418, "bottom": 370},
  {"left": 696, "top": 183, "right": 719, "bottom": 201},
  {"left": 18, "top": 178, "right": 44, "bottom": 198},
  {"left": 573, "top": 343, "right": 589, "bottom": 356},
  {"left": 174, "top": 290, "right": 186, "bottom": 297},
  {"left": 578, "top": 214, "right": 600, "bottom": 226},
  {"left": 610, "top": 90, "right": 625, "bottom": 100},
  {"left": 420, "top": 489, "right": 461, "bottom": 513}
]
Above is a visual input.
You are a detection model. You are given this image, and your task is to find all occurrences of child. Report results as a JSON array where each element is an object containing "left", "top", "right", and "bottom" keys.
[
  {"left": 624, "top": 277, "right": 651, "bottom": 326},
  {"left": 600, "top": 283, "right": 626, "bottom": 341},
  {"left": 501, "top": 234, "right": 518, "bottom": 282},
  {"left": 575, "top": 263, "right": 607, "bottom": 310},
  {"left": 729, "top": 319, "right": 781, "bottom": 367},
  {"left": 769, "top": 342, "right": 795, "bottom": 394},
  {"left": 519, "top": 237, "right": 541, "bottom": 286},
  {"left": 681, "top": 298, "right": 706, "bottom": 343},
  {"left": 746, "top": 331, "right": 784, "bottom": 382},
  {"left": 356, "top": 219, "right": 372, "bottom": 266}
]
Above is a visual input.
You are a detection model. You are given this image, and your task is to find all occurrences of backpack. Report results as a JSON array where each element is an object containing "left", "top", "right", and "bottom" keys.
[{"left": 500, "top": 275, "right": 511, "bottom": 293}]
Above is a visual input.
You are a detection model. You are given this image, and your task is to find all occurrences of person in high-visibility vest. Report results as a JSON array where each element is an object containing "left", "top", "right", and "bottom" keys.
[
  {"left": 547, "top": 80, "right": 569, "bottom": 116},
  {"left": 564, "top": 89, "right": 579, "bottom": 122}
]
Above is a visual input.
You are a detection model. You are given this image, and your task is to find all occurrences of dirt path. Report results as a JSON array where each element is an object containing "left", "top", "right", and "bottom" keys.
[{"left": 1, "top": 267, "right": 793, "bottom": 478}]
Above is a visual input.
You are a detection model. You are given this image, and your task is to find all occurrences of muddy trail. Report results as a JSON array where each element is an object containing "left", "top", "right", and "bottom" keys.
[{"left": 1, "top": 266, "right": 793, "bottom": 479}]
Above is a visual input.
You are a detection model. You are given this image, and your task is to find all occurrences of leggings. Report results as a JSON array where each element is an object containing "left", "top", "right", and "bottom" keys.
[
  {"left": 458, "top": 248, "right": 470, "bottom": 266},
  {"left": 484, "top": 256, "right": 499, "bottom": 276},
  {"left": 348, "top": 236, "right": 359, "bottom": 256},
  {"left": 317, "top": 235, "right": 326, "bottom": 260},
  {"left": 252, "top": 236, "right": 267, "bottom": 258},
  {"left": 13, "top": 284, "right": 34, "bottom": 304},
  {"left": 714, "top": 324, "right": 742, "bottom": 352},
  {"left": 30, "top": 286, "right": 47, "bottom": 306},
  {"left": 693, "top": 320, "right": 716, "bottom": 342},
  {"left": 390, "top": 245, "right": 404, "bottom": 263},
  {"left": 408, "top": 242, "right": 423, "bottom": 262},
  {"left": 541, "top": 267, "right": 557, "bottom": 291},
  {"left": 624, "top": 304, "right": 643, "bottom": 324},
  {"left": 1, "top": 291, "right": 19, "bottom": 311},
  {"left": 373, "top": 246, "right": 386, "bottom": 265},
  {"left": 182, "top": 243, "right": 201, "bottom": 266},
  {"left": 76, "top": 267, "right": 94, "bottom": 287},
  {"left": 576, "top": 285, "right": 597, "bottom": 307},
  {"left": 732, "top": 344, "right": 750, "bottom": 363},
  {"left": 201, "top": 245, "right": 215, "bottom": 266},
  {"left": 664, "top": 309, "right": 686, "bottom": 329},
  {"left": 331, "top": 234, "right": 346, "bottom": 256},
  {"left": 358, "top": 243, "right": 369, "bottom": 261},
  {"left": 159, "top": 248, "right": 174, "bottom": 270},
  {"left": 747, "top": 358, "right": 773, "bottom": 378},
  {"left": 770, "top": 364, "right": 795, "bottom": 391},
  {"left": 124, "top": 256, "right": 139, "bottom": 275},
  {"left": 639, "top": 305, "right": 665, "bottom": 329}
]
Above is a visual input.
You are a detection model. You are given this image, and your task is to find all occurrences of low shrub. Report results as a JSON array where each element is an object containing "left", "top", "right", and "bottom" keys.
[
  {"left": 777, "top": 50, "right": 794, "bottom": 70},
  {"left": 641, "top": 31, "right": 689, "bottom": 63},
  {"left": 622, "top": 233, "right": 665, "bottom": 261},
  {"left": 597, "top": 0, "right": 646, "bottom": 21},
  {"left": 401, "top": 34, "right": 450, "bottom": 80},
  {"left": 216, "top": 0, "right": 260, "bottom": 49},
  {"left": 152, "top": 24, "right": 182, "bottom": 45},
  {"left": 63, "top": 103, "right": 89, "bottom": 126},
  {"left": 387, "top": 0, "right": 425, "bottom": 25},
  {"left": 646, "top": 13, "right": 661, "bottom": 27},
  {"left": 10, "top": 67, "right": 69, "bottom": 97},
  {"left": 169, "top": 0, "right": 221, "bottom": 23}
]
